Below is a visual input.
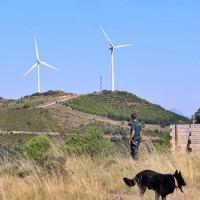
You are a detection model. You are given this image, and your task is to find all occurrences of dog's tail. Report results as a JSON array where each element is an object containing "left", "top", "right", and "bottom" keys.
[{"left": 123, "top": 177, "right": 136, "bottom": 187}]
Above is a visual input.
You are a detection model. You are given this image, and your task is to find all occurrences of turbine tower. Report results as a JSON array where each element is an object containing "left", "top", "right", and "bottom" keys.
[
  {"left": 100, "top": 26, "right": 132, "bottom": 91},
  {"left": 23, "top": 37, "right": 59, "bottom": 93}
]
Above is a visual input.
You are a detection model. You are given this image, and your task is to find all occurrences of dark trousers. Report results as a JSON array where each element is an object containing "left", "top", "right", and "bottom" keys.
[{"left": 130, "top": 140, "right": 140, "bottom": 160}]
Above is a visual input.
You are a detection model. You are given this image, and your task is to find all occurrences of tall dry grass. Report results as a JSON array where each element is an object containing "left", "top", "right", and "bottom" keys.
[{"left": 0, "top": 140, "right": 200, "bottom": 200}]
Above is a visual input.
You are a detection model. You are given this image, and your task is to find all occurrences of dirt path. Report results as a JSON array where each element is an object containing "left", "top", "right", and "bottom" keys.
[{"left": 35, "top": 94, "right": 79, "bottom": 108}]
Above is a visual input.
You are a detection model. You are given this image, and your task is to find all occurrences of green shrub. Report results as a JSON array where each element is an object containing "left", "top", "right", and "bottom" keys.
[
  {"left": 84, "top": 126, "right": 115, "bottom": 158},
  {"left": 110, "top": 137, "right": 121, "bottom": 143},
  {"left": 65, "top": 135, "right": 87, "bottom": 155},
  {"left": 65, "top": 126, "right": 115, "bottom": 158},
  {"left": 155, "top": 133, "right": 171, "bottom": 152},
  {"left": 25, "top": 135, "right": 51, "bottom": 160},
  {"left": 23, "top": 104, "right": 30, "bottom": 109}
]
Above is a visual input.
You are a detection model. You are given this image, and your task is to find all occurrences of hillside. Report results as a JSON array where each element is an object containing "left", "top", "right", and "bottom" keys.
[
  {"left": 0, "top": 90, "right": 75, "bottom": 134},
  {"left": 63, "top": 90, "right": 190, "bottom": 125},
  {"left": 0, "top": 90, "right": 190, "bottom": 135}
]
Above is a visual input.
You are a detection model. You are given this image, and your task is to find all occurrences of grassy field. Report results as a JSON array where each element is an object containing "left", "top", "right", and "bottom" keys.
[{"left": 0, "top": 140, "right": 199, "bottom": 200}]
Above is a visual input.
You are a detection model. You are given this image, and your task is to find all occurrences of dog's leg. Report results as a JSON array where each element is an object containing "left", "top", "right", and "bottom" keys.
[
  {"left": 155, "top": 192, "right": 160, "bottom": 200},
  {"left": 139, "top": 186, "right": 146, "bottom": 196},
  {"left": 136, "top": 176, "right": 146, "bottom": 198}
]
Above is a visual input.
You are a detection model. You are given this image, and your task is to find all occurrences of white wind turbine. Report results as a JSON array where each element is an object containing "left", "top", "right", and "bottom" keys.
[
  {"left": 23, "top": 37, "right": 59, "bottom": 93},
  {"left": 100, "top": 26, "right": 132, "bottom": 91}
]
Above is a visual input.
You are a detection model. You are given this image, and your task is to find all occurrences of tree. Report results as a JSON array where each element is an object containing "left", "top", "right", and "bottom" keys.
[
  {"left": 25, "top": 135, "right": 51, "bottom": 160},
  {"left": 194, "top": 108, "right": 200, "bottom": 124}
]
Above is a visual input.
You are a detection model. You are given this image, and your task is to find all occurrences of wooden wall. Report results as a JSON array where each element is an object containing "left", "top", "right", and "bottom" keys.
[{"left": 170, "top": 124, "right": 200, "bottom": 152}]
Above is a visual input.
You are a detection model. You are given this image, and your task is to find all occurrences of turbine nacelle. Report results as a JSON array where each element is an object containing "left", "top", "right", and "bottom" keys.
[{"left": 109, "top": 47, "right": 114, "bottom": 51}]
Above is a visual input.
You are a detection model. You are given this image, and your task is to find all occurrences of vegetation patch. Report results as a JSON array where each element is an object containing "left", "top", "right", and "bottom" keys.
[
  {"left": 63, "top": 91, "right": 190, "bottom": 125},
  {"left": 0, "top": 108, "right": 65, "bottom": 133}
]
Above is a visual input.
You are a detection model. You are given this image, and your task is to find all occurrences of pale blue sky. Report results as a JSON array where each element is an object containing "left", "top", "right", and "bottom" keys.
[{"left": 0, "top": 0, "right": 199, "bottom": 117}]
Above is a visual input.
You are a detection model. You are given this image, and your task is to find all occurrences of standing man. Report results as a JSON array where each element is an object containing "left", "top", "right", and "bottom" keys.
[{"left": 128, "top": 113, "right": 142, "bottom": 160}]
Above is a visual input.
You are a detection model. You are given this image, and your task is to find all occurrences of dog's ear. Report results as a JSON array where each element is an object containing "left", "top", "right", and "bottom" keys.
[
  {"left": 175, "top": 170, "right": 178, "bottom": 175},
  {"left": 179, "top": 171, "right": 182, "bottom": 176}
]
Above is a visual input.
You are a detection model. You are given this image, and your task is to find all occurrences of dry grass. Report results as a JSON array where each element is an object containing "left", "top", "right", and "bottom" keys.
[{"left": 0, "top": 143, "right": 200, "bottom": 200}]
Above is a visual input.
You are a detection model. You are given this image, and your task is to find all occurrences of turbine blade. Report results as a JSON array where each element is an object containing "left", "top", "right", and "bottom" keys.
[
  {"left": 23, "top": 63, "right": 38, "bottom": 77},
  {"left": 34, "top": 37, "right": 40, "bottom": 61},
  {"left": 114, "top": 44, "right": 133, "bottom": 48},
  {"left": 40, "top": 61, "right": 59, "bottom": 71},
  {"left": 100, "top": 26, "right": 114, "bottom": 47}
]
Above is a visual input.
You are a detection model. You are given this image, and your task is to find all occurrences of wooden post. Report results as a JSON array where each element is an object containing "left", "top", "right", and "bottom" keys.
[
  {"left": 170, "top": 125, "right": 176, "bottom": 151},
  {"left": 175, "top": 125, "right": 178, "bottom": 146}
]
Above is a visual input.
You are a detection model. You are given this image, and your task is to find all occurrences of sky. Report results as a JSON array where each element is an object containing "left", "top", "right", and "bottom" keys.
[{"left": 0, "top": 0, "right": 199, "bottom": 118}]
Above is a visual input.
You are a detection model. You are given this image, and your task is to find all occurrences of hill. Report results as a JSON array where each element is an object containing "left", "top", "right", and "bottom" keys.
[
  {"left": 169, "top": 108, "right": 189, "bottom": 118},
  {"left": 0, "top": 90, "right": 190, "bottom": 135},
  {"left": 0, "top": 90, "right": 75, "bottom": 134},
  {"left": 63, "top": 90, "right": 190, "bottom": 125}
]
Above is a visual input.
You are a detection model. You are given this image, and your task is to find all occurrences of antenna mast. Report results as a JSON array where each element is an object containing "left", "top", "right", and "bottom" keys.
[{"left": 100, "top": 75, "right": 102, "bottom": 92}]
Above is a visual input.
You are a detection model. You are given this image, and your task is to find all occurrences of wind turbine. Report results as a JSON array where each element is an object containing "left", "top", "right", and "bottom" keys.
[
  {"left": 100, "top": 26, "right": 132, "bottom": 91},
  {"left": 23, "top": 37, "right": 59, "bottom": 93}
]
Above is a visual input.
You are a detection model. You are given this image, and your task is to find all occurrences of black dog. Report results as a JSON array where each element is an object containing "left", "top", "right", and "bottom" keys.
[{"left": 123, "top": 169, "right": 186, "bottom": 200}]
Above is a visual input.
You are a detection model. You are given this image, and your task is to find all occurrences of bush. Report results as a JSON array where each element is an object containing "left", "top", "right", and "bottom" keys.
[
  {"left": 121, "top": 135, "right": 127, "bottom": 140},
  {"left": 110, "top": 137, "right": 121, "bottom": 143},
  {"left": 25, "top": 135, "right": 51, "bottom": 160},
  {"left": 155, "top": 133, "right": 171, "bottom": 152},
  {"left": 23, "top": 104, "right": 30, "bottom": 109},
  {"left": 160, "top": 123, "right": 167, "bottom": 128},
  {"left": 84, "top": 126, "right": 115, "bottom": 158},
  {"left": 65, "top": 135, "right": 87, "bottom": 156},
  {"left": 65, "top": 126, "right": 115, "bottom": 158}
]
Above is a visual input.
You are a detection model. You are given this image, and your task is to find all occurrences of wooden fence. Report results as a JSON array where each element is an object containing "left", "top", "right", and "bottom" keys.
[{"left": 170, "top": 124, "right": 200, "bottom": 152}]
